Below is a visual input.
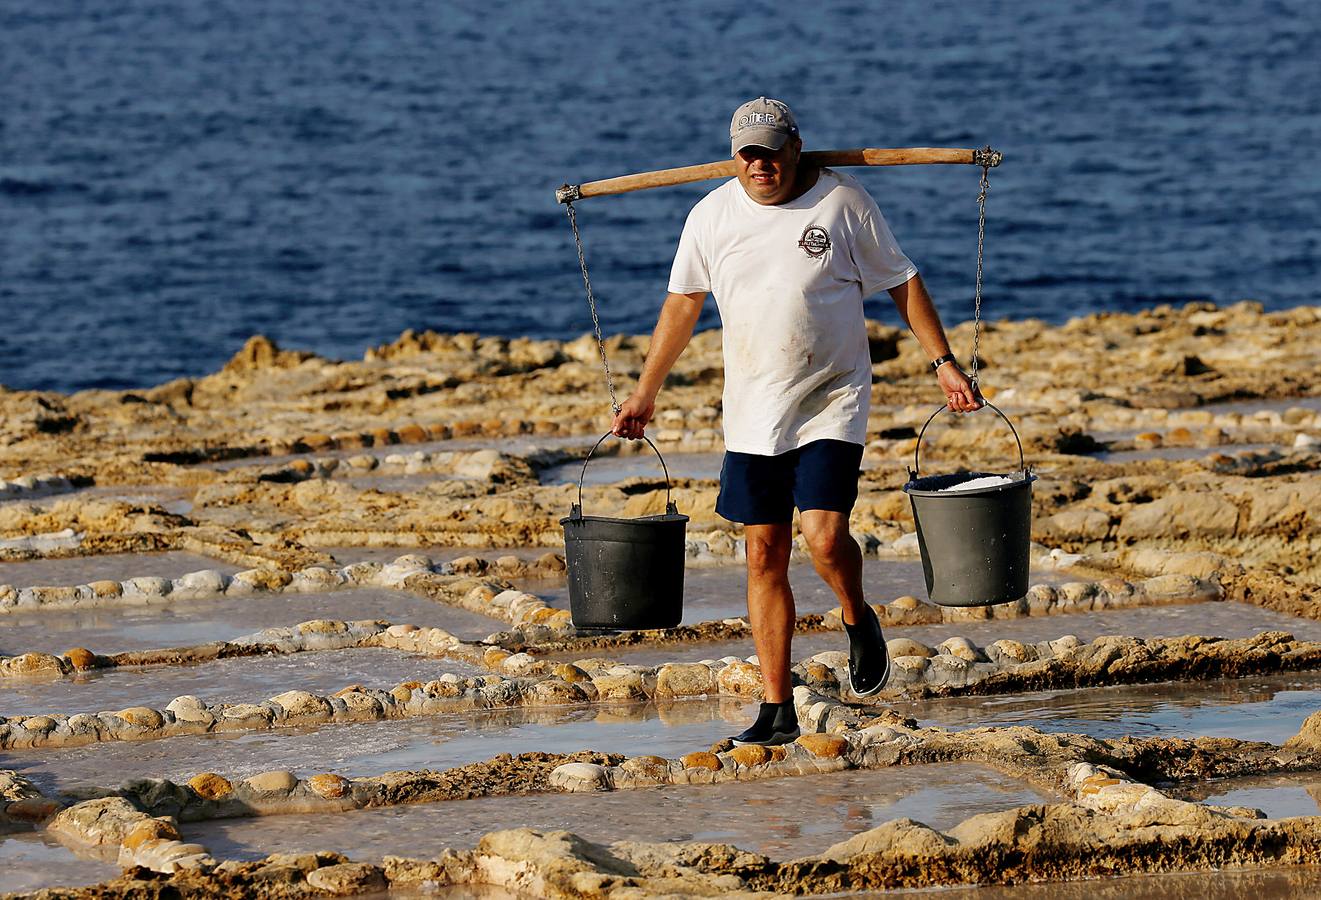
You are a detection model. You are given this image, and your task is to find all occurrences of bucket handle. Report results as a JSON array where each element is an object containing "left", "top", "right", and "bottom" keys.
[
  {"left": 570, "top": 431, "right": 678, "bottom": 520},
  {"left": 911, "top": 401, "right": 1026, "bottom": 479}
]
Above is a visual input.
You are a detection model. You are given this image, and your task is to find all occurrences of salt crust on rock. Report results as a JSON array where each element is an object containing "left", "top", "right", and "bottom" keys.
[
  {"left": 4, "top": 631, "right": 1319, "bottom": 752},
  {"left": 3, "top": 304, "right": 1321, "bottom": 895}
]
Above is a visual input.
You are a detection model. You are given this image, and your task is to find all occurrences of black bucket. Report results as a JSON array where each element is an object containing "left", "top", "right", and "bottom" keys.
[
  {"left": 559, "top": 432, "right": 689, "bottom": 631},
  {"left": 902, "top": 402, "right": 1037, "bottom": 607}
]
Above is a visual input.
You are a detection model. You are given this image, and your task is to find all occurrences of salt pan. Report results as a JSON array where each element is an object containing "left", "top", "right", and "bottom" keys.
[{"left": 936, "top": 475, "right": 1018, "bottom": 493}]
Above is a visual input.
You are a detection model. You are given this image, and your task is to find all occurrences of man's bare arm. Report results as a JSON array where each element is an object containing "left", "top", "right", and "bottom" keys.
[
  {"left": 612, "top": 291, "right": 706, "bottom": 439},
  {"left": 887, "top": 274, "right": 981, "bottom": 412}
]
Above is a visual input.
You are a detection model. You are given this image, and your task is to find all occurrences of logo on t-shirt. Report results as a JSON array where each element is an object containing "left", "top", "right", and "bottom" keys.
[{"left": 798, "top": 224, "right": 831, "bottom": 258}]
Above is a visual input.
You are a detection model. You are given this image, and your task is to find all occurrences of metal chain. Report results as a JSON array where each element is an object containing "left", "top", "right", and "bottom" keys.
[
  {"left": 565, "top": 201, "right": 621, "bottom": 416},
  {"left": 969, "top": 153, "right": 991, "bottom": 391}
]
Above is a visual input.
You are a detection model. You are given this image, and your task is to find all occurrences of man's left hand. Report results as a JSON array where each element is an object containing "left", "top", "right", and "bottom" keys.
[{"left": 937, "top": 363, "right": 982, "bottom": 412}]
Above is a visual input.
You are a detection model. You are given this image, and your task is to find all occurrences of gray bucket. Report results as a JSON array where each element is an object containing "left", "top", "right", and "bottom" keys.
[
  {"left": 559, "top": 433, "right": 688, "bottom": 632},
  {"left": 902, "top": 402, "right": 1037, "bottom": 607}
]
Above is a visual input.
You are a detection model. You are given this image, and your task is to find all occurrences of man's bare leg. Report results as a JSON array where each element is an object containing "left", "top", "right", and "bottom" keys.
[
  {"left": 744, "top": 522, "right": 795, "bottom": 703},
  {"left": 799, "top": 509, "right": 867, "bottom": 624},
  {"left": 801, "top": 508, "right": 890, "bottom": 696}
]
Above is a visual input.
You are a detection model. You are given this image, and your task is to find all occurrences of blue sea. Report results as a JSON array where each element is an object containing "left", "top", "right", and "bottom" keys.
[{"left": 1, "top": 0, "right": 1317, "bottom": 393}]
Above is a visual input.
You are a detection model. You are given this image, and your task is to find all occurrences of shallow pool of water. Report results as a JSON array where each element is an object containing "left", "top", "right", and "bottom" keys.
[
  {"left": 318, "top": 546, "right": 555, "bottom": 566},
  {"left": 6, "top": 484, "right": 196, "bottom": 516},
  {"left": 895, "top": 670, "right": 1321, "bottom": 745},
  {"left": 183, "top": 762, "right": 1052, "bottom": 862},
  {"left": 896, "top": 600, "right": 1321, "bottom": 647},
  {"left": 3, "top": 697, "right": 757, "bottom": 796},
  {"left": 1091, "top": 442, "right": 1279, "bottom": 463},
  {"left": 208, "top": 435, "right": 592, "bottom": 472},
  {"left": 0, "top": 831, "right": 118, "bottom": 893},
  {"left": 0, "top": 648, "right": 483, "bottom": 719},
  {"left": 1197, "top": 396, "right": 1321, "bottom": 417},
  {"left": 529, "top": 559, "right": 1068, "bottom": 626},
  {"left": 0, "top": 551, "right": 240, "bottom": 590},
  {"left": 881, "top": 865, "right": 1321, "bottom": 900},
  {"left": 343, "top": 474, "right": 473, "bottom": 492},
  {"left": 1176, "top": 773, "right": 1321, "bottom": 819},
  {"left": 0, "top": 588, "right": 504, "bottom": 656},
  {"left": 557, "top": 600, "right": 1321, "bottom": 668}
]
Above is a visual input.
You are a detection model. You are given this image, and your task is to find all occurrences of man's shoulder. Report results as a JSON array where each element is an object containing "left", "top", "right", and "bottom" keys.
[
  {"left": 690, "top": 178, "right": 740, "bottom": 212},
  {"left": 818, "top": 168, "right": 876, "bottom": 206},
  {"left": 679, "top": 178, "right": 739, "bottom": 235}
]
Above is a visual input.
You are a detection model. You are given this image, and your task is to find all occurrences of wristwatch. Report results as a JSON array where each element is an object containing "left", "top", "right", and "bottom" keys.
[{"left": 930, "top": 353, "right": 958, "bottom": 372}]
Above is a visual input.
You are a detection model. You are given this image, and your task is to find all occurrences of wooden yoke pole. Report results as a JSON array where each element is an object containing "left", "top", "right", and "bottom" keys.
[{"left": 555, "top": 147, "right": 1001, "bottom": 203}]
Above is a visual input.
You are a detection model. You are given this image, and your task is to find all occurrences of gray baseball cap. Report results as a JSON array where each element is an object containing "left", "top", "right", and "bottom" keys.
[{"left": 729, "top": 97, "right": 799, "bottom": 156}]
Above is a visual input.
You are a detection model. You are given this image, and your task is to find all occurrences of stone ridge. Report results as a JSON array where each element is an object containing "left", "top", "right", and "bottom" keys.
[
  {"left": 5, "top": 631, "right": 1319, "bottom": 752},
  {"left": 6, "top": 714, "right": 1321, "bottom": 898},
  {"left": 1, "top": 302, "right": 1318, "bottom": 895}
]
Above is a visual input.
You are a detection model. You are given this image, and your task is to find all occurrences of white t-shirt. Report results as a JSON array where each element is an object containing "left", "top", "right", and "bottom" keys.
[{"left": 668, "top": 168, "right": 917, "bottom": 455}]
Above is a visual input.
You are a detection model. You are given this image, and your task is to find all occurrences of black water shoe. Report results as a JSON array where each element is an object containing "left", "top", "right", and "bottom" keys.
[
  {"left": 731, "top": 700, "right": 801, "bottom": 747},
  {"left": 844, "top": 603, "right": 890, "bottom": 697}
]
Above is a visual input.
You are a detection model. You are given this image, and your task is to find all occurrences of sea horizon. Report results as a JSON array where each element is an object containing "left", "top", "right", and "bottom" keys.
[{"left": 3, "top": 0, "right": 1317, "bottom": 393}]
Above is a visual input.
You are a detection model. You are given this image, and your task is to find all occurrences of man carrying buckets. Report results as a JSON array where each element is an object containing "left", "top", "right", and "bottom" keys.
[{"left": 612, "top": 97, "right": 979, "bottom": 746}]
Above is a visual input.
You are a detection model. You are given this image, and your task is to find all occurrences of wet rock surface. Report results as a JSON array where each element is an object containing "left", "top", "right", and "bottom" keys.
[{"left": 1, "top": 303, "right": 1319, "bottom": 897}]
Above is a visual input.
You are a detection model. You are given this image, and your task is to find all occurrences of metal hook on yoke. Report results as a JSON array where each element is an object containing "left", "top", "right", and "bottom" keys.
[
  {"left": 570, "top": 431, "right": 677, "bottom": 521},
  {"left": 910, "top": 401, "right": 1027, "bottom": 480}
]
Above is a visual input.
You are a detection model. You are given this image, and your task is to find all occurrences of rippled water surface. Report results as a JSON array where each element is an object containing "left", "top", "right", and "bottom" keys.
[
  {"left": 182, "top": 763, "right": 1051, "bottom": 861},
  {"left": 1177, "top": 772, "right": 1321, "bottom": 819},
  {"left": 883, "top": 866, "right": 1321, "bottom": 900},
  {"left": 0, "top": 551, "right": 239, "bottom": 590},
  {"left": 2, "top": 698, "right": 758, "bottom": 795},
  {"left": 895, "top": 670, "right": 1321, "bottom": 744},
  {"left": 0, "top": 832, "right": 118, "bottom": 893},
  {"left": 528, "top": 558, "right": 1071, "bottom": 626},
  {"left": 0, "top": 647, "right": 481, "bottom": 718},
  {"left": 558, "top": 597, "right": 1320, "bottom": 667},
  {"left": 0, "top": 587, "right": 502, "bottom": 655},
  {"left": 1, "top": 1, "right": 1317, "bottom": 391}
]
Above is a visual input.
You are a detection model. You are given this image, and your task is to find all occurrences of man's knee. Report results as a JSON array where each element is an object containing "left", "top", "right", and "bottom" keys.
[
  {"left": 802, "top": 516, "right": 856, "bottom": 567},
  {"left": 745, "top": 528, "right": 791, "bottom": 579}
]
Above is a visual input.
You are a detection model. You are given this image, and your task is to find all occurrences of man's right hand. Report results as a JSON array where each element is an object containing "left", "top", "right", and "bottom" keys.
[{"left": 612, "top": 393, "right": 655, "bottom": 440}]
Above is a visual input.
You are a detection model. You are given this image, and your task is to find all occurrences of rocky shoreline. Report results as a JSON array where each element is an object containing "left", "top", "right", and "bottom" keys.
[{"left": 1, "top": 301, "right": 1319, "bottom": 897}]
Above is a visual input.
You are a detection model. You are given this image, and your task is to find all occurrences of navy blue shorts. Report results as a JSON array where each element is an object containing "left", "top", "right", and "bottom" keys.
[{"left": 716, "top": 439, "right": 864, "bottom": 525}]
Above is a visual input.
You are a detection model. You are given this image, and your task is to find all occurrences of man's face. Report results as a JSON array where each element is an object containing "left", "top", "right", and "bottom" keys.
[{"left": 734, "top": 137, "right": 801, "bottom": 205}]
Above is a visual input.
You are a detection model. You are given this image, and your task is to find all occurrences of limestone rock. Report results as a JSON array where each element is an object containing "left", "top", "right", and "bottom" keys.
[
  {"left": 1, "top": 652, "right": 70, "bottom": 678},
  {"left": 655, "top": 663, "right": 717, "bottom": 698},
  {"left": 122, "top": 576, "right": 172, "bottom": 600},
  {"left": 819, "top": 817, "right": 956, "bottom": 861},
  {"left": 188, "top": 773, "right": 233, "bottom": 800},
  {"left": 591, "top": 671, "right": 649, "bottom": 702},
  {"left": 1117, "top": 491, "right": 1239, "bottom": 540},
  {"left": 116, "top": 707, "right": 164, "bottom": 729},
  {"left": 1285, "top": 711, "right": 1321, "bottom": 753},
  {"left": 796, "top": 733, "right": 850, "bottom": 758},
  {"left": 549, "top": 762, "right": 611, "bottom": 792},
  {"left": 729, "top": 744, "right": 772, "bottom": 767},
  {"left": 167, "top": 695, "right": 215, "bottom": 725},
  {"left": 680, "top": 751, "right": 722, "bottom": 772},
  {"left": 618, "top": 756, "right": 670, "bottom": 781},
  {"left": 716, "top": 661, "right": 763, "bottom": 697},
  {"left": 886, "top": 638, "right": 936, "bottom": 659},
  {"left": 64, "top": 647, "right": 98, "bottom": 670},
  {"left": 305, "top": 863, "right": 386, "bottom": 895},
  {"left": 307, "top": 773, "right": 351, "bottom": 799},
  {"left": 48, "top": 797, "right": 143, "bottom": 847},
  {"left": 937, "top": 636, "right": 985, "bottom": 662},
  {"left": 171, "top": 569, "right": 228, "bottom": 598},
  {"left": 243, "top": 770, "right": 299, "bottom": 795},
  {"left": 270, "top": 690, "right": 333, "bottom": 720}
]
